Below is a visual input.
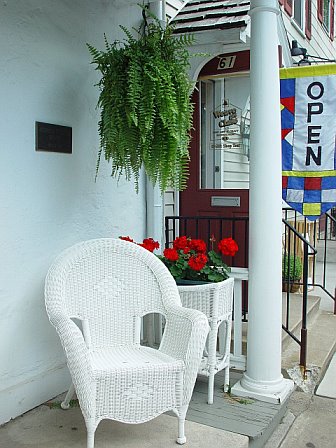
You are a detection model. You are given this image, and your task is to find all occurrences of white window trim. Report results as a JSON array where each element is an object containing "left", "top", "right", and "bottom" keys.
[{"left": 290, "top": 17, "right": 306, "bottom": 38}]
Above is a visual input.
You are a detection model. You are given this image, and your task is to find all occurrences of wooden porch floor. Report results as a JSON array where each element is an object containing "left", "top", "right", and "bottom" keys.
[{"left": 184, "top": 370, "right": 289, "bottom": 448}]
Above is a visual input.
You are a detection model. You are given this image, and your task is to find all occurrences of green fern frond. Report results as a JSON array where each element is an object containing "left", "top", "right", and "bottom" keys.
[{"left": 88, "top": 5, "right": 194, "bottom": 193}]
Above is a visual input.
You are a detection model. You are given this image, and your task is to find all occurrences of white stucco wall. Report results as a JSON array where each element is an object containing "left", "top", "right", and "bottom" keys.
[{"left": 0, "top": 0, "right": 146, "bottom": 424}]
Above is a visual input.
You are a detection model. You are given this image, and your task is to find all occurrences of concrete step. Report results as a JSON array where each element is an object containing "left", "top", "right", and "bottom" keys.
[
  {"left": 316, "top": 352, "right": 336, "bottom": 398},
  {"left": 232, "top": 291, "right": 335, "bottom": 391},
  {"left": 281, "top": 293, "right": 321, "bottom": 351},
  {"left": 234, "top": 293, "right": 321, "bottom": 356},
  {"left": 316, "top": 239, "right": 336, "bottom": 263},
  {"left": 282, "top": 309, "right": 336, "bottom": 386}
]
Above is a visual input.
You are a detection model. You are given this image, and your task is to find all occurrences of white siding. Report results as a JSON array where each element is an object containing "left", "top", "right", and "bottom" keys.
[
  {"left": 281, "top": 2, "right": 336, "bottom": 62},
  {"left": 223, "top": 151, "right": 250, "bottom": 189}
]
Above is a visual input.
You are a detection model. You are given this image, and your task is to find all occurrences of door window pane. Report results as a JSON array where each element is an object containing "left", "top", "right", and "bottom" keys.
[{"left": 200, "top": 76, "right": 250, "bottom": 189}]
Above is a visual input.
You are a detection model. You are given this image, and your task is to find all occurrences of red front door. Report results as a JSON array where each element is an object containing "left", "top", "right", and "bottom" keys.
[{"left": 180, "top": 51, "right": 251, "bottom": 267}]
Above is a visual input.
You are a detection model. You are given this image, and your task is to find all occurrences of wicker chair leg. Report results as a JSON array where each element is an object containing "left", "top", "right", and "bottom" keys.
[
  {"left": 208, "top": 369, "right": 215, "bottom": 405},
  {"left": 224, "top": 365, "right": 230, "bottom": 392},
  {"left": 176, "top": 405, "right": 188, "bottom": 445},
  {"left": 222, "top": 319, "right": 232, "bottom": 394},
  {"left": 207, "top": 321, "right": 218, "bottom": 405},
  {"left": 61, "top": 382, "right": 75, "bottom": 409},
  {"left": 86, "top": 421, "right": 96, "bottom": 448}
]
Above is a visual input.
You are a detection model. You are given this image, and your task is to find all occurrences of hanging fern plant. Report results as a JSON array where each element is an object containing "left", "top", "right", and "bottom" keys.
[{"left": 87, "top": 7, "right": 195, "bottom": 192}]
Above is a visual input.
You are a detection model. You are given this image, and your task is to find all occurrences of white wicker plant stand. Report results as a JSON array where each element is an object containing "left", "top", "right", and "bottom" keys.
[{"left": 177, "top": 277, "right": 234, "bottom": 404}]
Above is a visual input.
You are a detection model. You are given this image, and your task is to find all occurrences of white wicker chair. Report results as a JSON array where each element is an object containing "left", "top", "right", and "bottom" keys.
[{"left": 45, "top": 238, "right": 209, "bottom": 448}]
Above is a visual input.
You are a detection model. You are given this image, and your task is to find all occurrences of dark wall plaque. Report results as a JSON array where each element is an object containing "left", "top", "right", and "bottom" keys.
[{"left": 35, "top": 122, "right": 72, "bottom": 153}]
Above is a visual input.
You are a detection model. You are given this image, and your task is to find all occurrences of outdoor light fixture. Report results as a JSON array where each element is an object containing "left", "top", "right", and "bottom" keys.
[
  {"left": 291, "top": 40, "right": 336, "bottom": 66},
  {"left": 291, "top": 40, "right": 307, "bottom": 57}
]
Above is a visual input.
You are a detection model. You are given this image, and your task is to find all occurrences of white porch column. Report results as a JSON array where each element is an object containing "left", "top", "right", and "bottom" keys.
[{"left": 231, "top": 0, "right": 294, "bottom": 403}]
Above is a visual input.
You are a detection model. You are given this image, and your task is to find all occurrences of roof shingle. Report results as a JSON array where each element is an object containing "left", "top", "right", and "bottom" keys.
[{"left": 171, "top": 0, "right": 250, "bottom": 34}]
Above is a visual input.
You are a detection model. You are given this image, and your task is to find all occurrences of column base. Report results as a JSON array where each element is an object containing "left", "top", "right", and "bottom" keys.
[{"left": 231, "top": 376, "right": 294, "bottom": 404}]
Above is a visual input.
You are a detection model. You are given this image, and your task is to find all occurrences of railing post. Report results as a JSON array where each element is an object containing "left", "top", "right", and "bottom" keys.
[
  {"left": 300, "top": 328, "right": 308, "bottom": 368},
  {"left": 323, "top": 216, "right": 328, "bottom": 288},
  {"left": 165, "top": 216, "right": 169, "bottom": 249},
  {"left": 300, "top": 244, "right": 309, "bottom": 370}
]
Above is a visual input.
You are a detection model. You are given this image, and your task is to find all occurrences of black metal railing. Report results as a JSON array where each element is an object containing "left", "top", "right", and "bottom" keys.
[
  {"left": 283, "top": 207, "right": 336, "bottom": 315},
  {"left": 318, "top": 207, "right": 336, "bottom": 241},
  {"left": 316, "top": 210, "right": 336, "bottom": 314},
  {"left": 282, "top": 219, "right": 317, "bottom": 370},
  {"left": 165, "top": 215, "right": 249, "bottom": 320},
  {"left": 164, "top": 215, "right": 249, "bottom": 266}
]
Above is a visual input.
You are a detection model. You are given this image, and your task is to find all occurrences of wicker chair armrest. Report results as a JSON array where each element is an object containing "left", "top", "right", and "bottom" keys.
[
  {"left": 52, "top": 316, "right": 97, "bottom": 418},
  {"left": 159, "top": 305, "right": 209, "bottom": 404},
  {"left": 53, "top": 317, "right": 95, "bottom": 406}
]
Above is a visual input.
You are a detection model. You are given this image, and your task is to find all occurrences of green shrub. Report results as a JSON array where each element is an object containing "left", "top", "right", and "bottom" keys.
[{"left": 282, "top": 254, "right": 302, "bottom": 281}]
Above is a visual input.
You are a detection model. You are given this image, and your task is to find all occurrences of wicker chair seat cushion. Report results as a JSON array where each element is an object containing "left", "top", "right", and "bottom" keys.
[{"left": 91, "top": 346, "right": 184, "bottom": 377}]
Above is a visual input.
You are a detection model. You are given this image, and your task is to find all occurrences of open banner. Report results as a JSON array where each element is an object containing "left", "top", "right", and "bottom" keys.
[{"left": 280, "top": 64, "right": 336, "bottom": 221}]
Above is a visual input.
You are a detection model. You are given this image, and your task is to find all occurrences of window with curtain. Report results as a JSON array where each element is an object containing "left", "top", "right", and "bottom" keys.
[
  {"left": 293, "top": 0, "right": 304, "bottom": 28},
  {"left": 318, "top": 0, "right": 335, "bottom": 39},
  {"left": 281, "top": 1, "right": 312, "bottom": 38},
  {"left": 323, "top": 0, "right": 331, "bottom": 31}
]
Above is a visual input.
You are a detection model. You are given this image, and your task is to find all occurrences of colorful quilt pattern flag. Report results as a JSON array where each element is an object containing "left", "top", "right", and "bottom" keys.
[{"left": 280, "top": 64, "right": 336, "bottom": 221}]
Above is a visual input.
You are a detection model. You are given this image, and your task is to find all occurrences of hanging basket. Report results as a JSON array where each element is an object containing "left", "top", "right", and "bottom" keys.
[{"left": 87, "top": 7, "right": 195, "bottom": 192}]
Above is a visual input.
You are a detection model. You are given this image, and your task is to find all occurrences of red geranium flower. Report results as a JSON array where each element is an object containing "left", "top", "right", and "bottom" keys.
[
  {"left": 140, "top": 238, "right": 160, "bottom": 253},
  {"left": 218, "top": 237, "right": 238, "bottom": 257},
  {"left": 189, "top": 238, "right": 207, "bottom": 253},
  {"left": 118, "top": 234, "right": 237, "bottom": 283},
  {"left": 173, "top": 236, "right": 189, "bottom": 250},
  {"left": 188, "top": 254, "right": 208, "bottom": 271},
  {"left": 163, "top": 248, "right": 179, "bottom": 261},
  {"left": 119, "top": 236, "right": 134, "bottom": 242}
]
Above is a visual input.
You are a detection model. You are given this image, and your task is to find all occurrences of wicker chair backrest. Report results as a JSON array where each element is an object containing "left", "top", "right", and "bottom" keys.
[{"left": 45, "top": 238, "right": 180, "bottom": 349}]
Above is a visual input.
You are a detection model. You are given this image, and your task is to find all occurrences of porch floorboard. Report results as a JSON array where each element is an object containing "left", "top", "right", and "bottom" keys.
[{"left": 185, "top": 370, "right": 289, "bottom": 447}]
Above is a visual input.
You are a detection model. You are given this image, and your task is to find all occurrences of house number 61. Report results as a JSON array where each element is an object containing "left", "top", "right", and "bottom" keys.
[{"left": 218, "top": 55, "right": 236, "bottom": 70}]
